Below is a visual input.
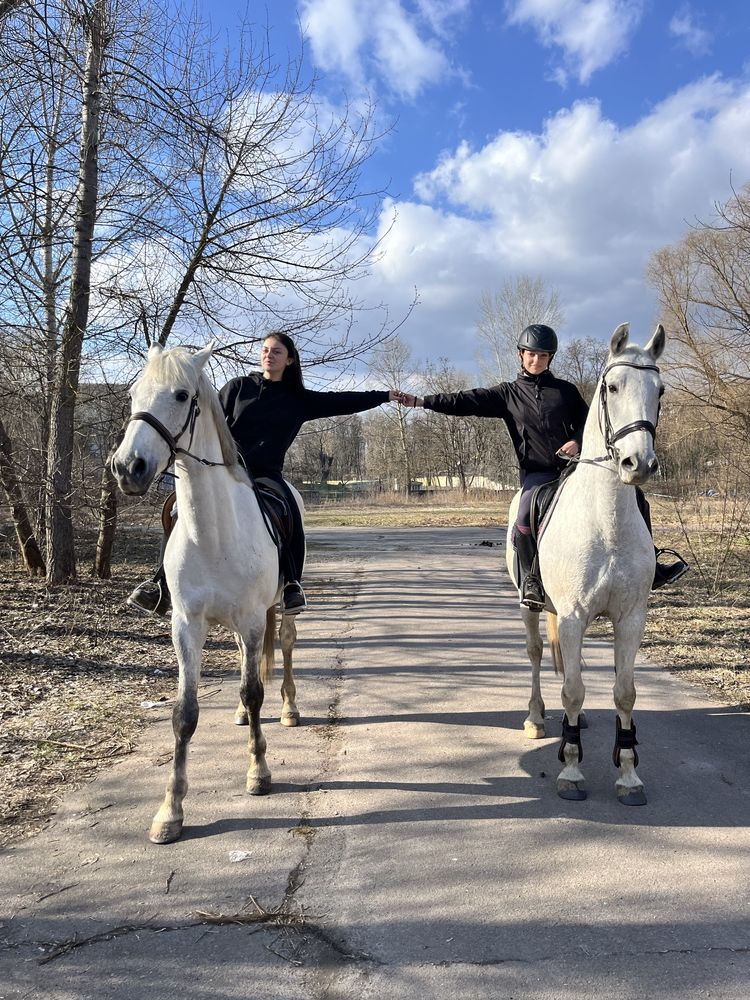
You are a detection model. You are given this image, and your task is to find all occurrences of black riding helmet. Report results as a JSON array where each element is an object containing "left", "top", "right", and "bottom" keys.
[{"left": 517, "top": 324, "right": 558, "bottom": 357}]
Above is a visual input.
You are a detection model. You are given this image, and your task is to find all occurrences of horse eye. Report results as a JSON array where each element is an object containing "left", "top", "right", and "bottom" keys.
[
  {"left": 175, "top": 390, "right": 189, "bottom": 403},
  {"left": 607, "top": 383, "right": 618, "bottom": 394}
]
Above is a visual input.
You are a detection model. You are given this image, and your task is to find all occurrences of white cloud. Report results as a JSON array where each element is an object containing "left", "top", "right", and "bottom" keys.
[
  {"left": 358, "top": 76, "right": 750, "bottom": 363},
  {"left": 669, "top": 5, "right": 711, "bottom": 56},
  {"left": 300, "top": 0, "right": 467, "bottom": 99},
  {"left": 506, "top": 0, "right": 644, "bottom": 84}
]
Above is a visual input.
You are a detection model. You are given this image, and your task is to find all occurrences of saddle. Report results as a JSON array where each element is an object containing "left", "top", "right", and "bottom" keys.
[{"left": 529, "top": 463, "right": 576, "bottom": 543}]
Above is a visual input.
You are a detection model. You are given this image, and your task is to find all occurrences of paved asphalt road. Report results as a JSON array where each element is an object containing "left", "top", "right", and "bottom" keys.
[{"left": 2, "top": 527, "right": 748, "bottom": 999}]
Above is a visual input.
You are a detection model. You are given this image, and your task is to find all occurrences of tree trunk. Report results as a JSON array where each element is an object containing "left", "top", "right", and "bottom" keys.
[
  {"left": 45, "top": 2, "right": 104, "bottom": 584},
  {"left": 0, "top": 414, "right": 46, "bottom": 576},
  {"left": 397, "top": 410, "right": 412, "bottom": 494},
  {"left": 93, "top": 456, "right": 117, "bottom": 578}
]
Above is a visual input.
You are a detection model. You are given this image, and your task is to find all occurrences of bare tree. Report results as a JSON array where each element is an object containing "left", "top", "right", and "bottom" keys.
[
  {"left": 420, "top": 358, "right": 488, "bottom": 493},
  {"left": 554, "top": 336, "right": 609, "bottom": 402},
  {"left": 476, "top": 274, "right": 564, "bottom": 383},
  {"left": 369, "top": 336, "right": 417, "bottom": 492},
  {"left": 647, "top": 184, "right": 750, "bottom": 474},
  {"left": 0, "top": 0, "right": 395, "bottom": 580}
]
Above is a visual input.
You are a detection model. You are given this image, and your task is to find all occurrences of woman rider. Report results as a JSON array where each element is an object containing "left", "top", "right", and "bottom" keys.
[
  {"left": 128, "top": 332, "right": 397, "bottom": 616},
  {"left": 396, "top": 323, "right": 688, "bottom": 610}
]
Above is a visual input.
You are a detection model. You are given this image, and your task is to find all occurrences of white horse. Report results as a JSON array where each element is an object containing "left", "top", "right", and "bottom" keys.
[
  {"left": 112, "top": 343, "right": 303, "bottom": 843},
  {"left": 506, "top": 323, "right": 665, "bottom": 805}
]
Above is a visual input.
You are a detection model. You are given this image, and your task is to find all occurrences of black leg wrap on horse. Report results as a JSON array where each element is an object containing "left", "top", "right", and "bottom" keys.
[
  {"left": 612, "top": 716, "right": 639, "bottom": 768},
  {"left": 558, "top": 714, "right": 583, "bottom": 764}
]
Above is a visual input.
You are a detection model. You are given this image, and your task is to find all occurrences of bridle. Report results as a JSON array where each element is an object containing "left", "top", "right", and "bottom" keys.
[
  {"left": 573, "top": 360, "right": 662, "bottom": 469},
  {"left": 124, "top": 389, "right": 280, "bottom": 546},
  {"left": 127, "top": 392, "right": 226, "bottom": 474}
]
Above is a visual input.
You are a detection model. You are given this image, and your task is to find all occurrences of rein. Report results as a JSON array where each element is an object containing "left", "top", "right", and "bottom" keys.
[
  {"left": 128, "top": 392, "right": 280, "bottom": 549},
  {"left": 129, "top": 393, "right": 227, "bottom": 474},
  {"left": 569, "top": 359, "right": 661, "bottom": 471}
]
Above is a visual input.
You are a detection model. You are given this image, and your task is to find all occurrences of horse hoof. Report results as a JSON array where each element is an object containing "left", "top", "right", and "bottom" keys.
[
  {"left": 579, "top": 711, "right": 589, "bottom": 729},
  {"left": 618, "top": 787, "right": 647, "bottom": 806},
  {"left": 523, "top": 721, "right": 545, "bottom": 739},
  {"left": 234, "top": 714, "right": 249, "bottom": 726},
  {"left": 557, "top": 781, "right": 587, "bottom": 801},
  {"left": 149, "top": 821, "right": 183, "bottom": 844},
  {"left": 247, "top": 776, "right": 272, "bottom": 796},
  {"left": 281, "top": 711, "right": 300, "bottom": 727}
]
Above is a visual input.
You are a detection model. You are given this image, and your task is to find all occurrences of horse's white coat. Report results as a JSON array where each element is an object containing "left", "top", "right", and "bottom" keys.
[
  {"left": 506, "top": 323, "right": 666, "bottom": 803},
  {"left": 112, "top": 344, "right": 303, "bottom": 842}
]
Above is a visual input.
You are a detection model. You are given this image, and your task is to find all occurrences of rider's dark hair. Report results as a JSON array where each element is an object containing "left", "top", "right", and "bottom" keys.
[{"left": 264, "top": 332, "right": 305, "bottom": 392}]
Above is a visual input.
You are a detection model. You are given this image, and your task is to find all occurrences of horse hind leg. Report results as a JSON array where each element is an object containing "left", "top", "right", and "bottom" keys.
[
  {"left": 150, "top": 614, "right": 207, "bottom": 844},
  {"left": 238, "top": 620, "right": 272, "bottom": 795},
  {"left": 521, "top": 607, "right": 545, "bottom": 738},
  {"left": 279, "top": 612, "right": 300, "bottom": 727},
  {"left": 234, "top": 631, "right": 249, "bottom": 725}
]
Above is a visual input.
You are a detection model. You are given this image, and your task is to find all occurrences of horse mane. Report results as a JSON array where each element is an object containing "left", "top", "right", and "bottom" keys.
[{"left": 143, "top": 347, "right": 244, "bottom": 478}]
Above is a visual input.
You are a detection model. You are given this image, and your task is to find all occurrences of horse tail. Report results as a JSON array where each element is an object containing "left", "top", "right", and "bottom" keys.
[
  {"left": 261, "top": 605, "right": 277, "bottom": 683},
  {"left": 547, "top": 612, "right": 564, "bottom": 676}
]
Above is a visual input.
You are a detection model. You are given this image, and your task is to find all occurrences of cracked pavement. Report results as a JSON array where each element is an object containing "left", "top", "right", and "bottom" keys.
[{"left": 1, "top": 527, "right": 748, "bottom": 999}]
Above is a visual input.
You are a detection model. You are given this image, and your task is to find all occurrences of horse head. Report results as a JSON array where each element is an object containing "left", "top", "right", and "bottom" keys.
[
  {"left": 599, "top": 323, "right": 666, "bottom": 486},
  {"left": 112, "top": 343, "right": 215, "bottom": 495}
]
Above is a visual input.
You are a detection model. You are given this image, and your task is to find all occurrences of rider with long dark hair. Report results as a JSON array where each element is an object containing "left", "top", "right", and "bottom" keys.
[{"left": 129, "top": 332, "right": 397, "bottom": 615}]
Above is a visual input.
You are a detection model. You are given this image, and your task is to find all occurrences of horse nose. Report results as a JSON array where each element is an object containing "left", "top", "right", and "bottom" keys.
[
  {"left": 112, "top": 453, "right": 152, "bottom": 493},
  {"left": 648, "top": 456, "right": 659, "bottom": 474}
]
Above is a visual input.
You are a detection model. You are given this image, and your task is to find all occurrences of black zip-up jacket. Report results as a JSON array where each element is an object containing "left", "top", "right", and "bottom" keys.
[
  {"left": 423, "top": 369, "right": 589, "bottom": 476},
  {"left": 219, "top": 373, "right": 390, "bottom": 475}
]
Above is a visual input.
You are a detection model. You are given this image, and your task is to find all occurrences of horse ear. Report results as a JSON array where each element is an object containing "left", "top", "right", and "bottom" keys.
[
  {"left": 147, "top": 343, "right": 163, "bottom": 360},
  {"left": 192, "top": 343, "right": 215, "bottom": 372},
  {"left": 645, "top": 323, "right": 666, "bottom": 360},
  {"left": 610, "top": 323, "right": 630, "bottom": 356}
]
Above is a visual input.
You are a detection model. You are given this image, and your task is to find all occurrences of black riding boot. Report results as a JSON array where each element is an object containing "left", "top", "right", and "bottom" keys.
[
  {"left": 652, "top": 547, "right": 690, "bottom": 590},
  {"left": 127, "top": 568, "right": 172, "bottom": 616},
  {"left": 127, "top": 503, "right": 174, "bottom": 617},
  {"left": 514, "top": 530, "right": 545, "bottom": 612}
]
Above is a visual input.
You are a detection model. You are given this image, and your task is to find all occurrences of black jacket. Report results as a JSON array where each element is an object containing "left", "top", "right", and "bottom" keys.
[
  {"left": 423, "top": 369, "right": 589, "bottom": 475},
  {"left": 219, "top": 373, "right": 389, "bottom": 475}
]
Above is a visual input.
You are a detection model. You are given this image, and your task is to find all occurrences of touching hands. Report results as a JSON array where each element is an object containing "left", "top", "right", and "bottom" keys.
[{"left": 391, "top": 390, "right": 424, "bottom": 408}]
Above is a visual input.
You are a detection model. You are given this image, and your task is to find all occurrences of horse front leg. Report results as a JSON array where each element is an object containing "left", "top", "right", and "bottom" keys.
[
  {"left": 612, "top": 614, "right": 648, "bottom": 806},
  {"left": 150, "top": 613, "right": 208, "bottom": 844},
  {"left": 238, "top": 621, "right": 272, "bottom": 795},
  {"left": 279, "top": 613, "right": 300, "bottom": 727},
  {"left": 556, "top": 614, "right": 587, "bottom": 801},
  {"left": 520, "top": 606, "right": 545, "bottom": 738}
]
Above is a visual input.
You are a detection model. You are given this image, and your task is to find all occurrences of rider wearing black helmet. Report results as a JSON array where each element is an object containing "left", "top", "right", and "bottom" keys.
[{"left": 396, "top": 323, "right": 687, "bottom": 610}]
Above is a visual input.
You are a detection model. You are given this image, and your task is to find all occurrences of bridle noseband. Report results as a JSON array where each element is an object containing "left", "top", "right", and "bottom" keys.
[{"left": 128, "top": 392, "right": 226, "bottom": 473}]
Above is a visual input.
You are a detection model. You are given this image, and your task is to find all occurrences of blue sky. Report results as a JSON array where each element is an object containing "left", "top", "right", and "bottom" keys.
[{"left": 194, "top": 0, "right": 750, "bottom": 373}]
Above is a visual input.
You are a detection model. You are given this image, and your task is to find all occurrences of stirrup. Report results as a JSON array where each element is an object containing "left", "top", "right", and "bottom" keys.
[
  {"left": 652, "top": 548, "right": 689, "bottom": 590},
  {"left": 520, "top": 575, "right": 545, "bottom": 612},
  {"left": 127, "top": 579, "right": 171, "bottom": 616},
  {"left": 282, "top": 582, "right": 307, "bottom": 615}
]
